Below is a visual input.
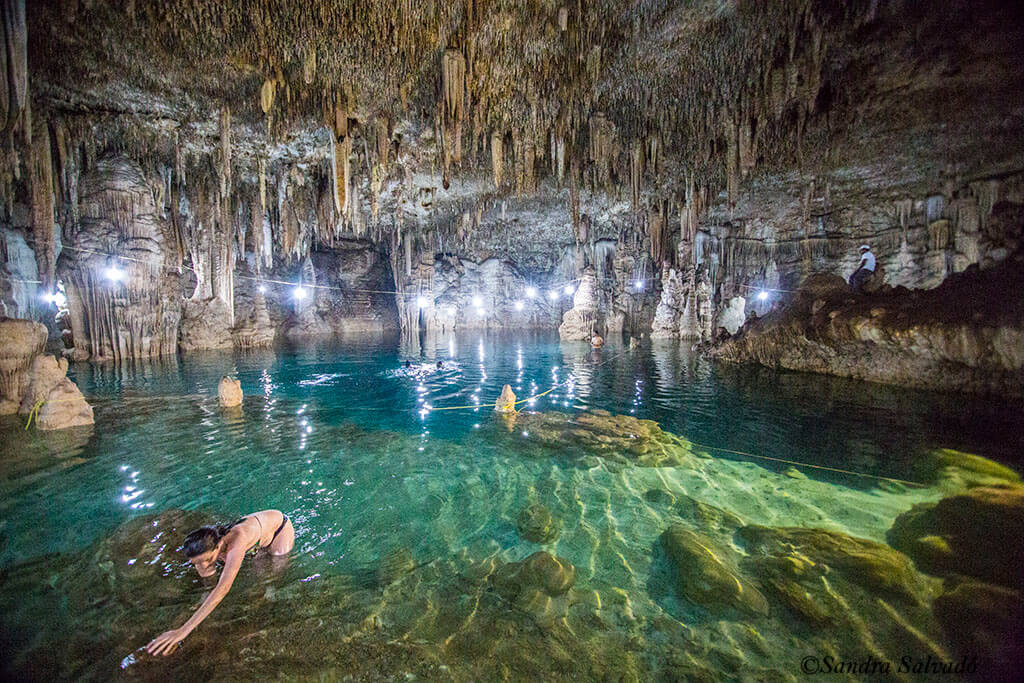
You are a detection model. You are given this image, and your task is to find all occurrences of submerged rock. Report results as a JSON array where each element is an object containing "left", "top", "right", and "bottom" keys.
[
  {"left": 515, "top": 409, "right": 701, "bottom": 467},
  {"left": 887, "top": 484, "right": 1024, "bottom": 589},
  {"left": 738, "top": 525, "right": 925, "bottom": 604},
  {"left": 921, "top": 448, "right": 1021, "bottom": 490},
  {"left": 659, "top": 524, "right": 768, "bottom": 616},
  {"left": 516, "top": 503, "right": 561, "bottom": 543},
  {"left": 491, "top": 551, "right": 576, "bottom": 599},
  {"left": 218, "top": 376, "right": 243, "bottom": 407},
  {"left": 932, "top": 579, "right": 1024, "bottom": 679}
]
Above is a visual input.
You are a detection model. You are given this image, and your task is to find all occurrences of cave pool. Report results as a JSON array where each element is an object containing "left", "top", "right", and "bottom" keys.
[{"left": 1, "top": 332, "right": 1021, "bottom": 680}]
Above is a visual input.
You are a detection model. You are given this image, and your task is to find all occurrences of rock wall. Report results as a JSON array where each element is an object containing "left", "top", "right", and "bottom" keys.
[
  {"left": 58, "top": 157, "right": 181, "bottom": 361},
  {"left": 0, "top": 317, "right": 92, "bottom": 428},
  {"left": 711, "top": 248, "right": 1024, "bottom": 396}
]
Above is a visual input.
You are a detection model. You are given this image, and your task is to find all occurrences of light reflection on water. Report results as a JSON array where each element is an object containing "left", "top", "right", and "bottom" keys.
[{"left": 1, "top": 331, "right": 1024, "bottom": 678}]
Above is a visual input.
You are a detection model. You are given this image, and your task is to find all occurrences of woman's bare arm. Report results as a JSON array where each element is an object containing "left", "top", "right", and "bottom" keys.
[{"left": 146, "top": 542, "right": 246, "bottom": 655}]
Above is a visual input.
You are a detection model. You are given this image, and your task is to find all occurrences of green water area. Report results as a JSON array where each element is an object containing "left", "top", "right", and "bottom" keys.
[{"left": 2, "top": 333, "right": 1022, "bottom": 680}]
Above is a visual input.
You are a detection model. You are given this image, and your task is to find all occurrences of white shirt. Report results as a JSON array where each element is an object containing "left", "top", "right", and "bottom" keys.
[{"left": 860, "top": 250, "right": 876, "bottom": 272}]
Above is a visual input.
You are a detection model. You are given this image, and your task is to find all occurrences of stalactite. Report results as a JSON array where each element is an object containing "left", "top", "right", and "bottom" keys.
[
  {"left": 1, "top": 0, "right": 26, "bottom": 138},
  {"left": 29, "top": 118, "right": 54, "bottom": 290},
  {"left": 490, "top": 130, "right": 503, "bottom": 189},
  {"left": 630, "top": 141, "right": 642, "bottom": 209},
  {"left": 303, "top": 47, "right": 317, "bottom": 85}
]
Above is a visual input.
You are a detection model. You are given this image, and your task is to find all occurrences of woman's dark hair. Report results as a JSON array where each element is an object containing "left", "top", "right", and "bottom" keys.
[{"left": 182, "top": 524, "right": 231, "bottom": 557}]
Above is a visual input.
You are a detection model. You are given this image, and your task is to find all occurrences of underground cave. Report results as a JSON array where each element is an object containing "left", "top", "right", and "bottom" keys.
[{"left": 1, "top": 0, "right": 1023, "bottom": 679}]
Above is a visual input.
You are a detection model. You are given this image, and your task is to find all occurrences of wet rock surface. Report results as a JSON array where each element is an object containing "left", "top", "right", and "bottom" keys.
[
  {"left": 711, "top": 247, "right": 1024, "bottom": 395},
  {"left": 887, "top": 483, "right": 1024, "bottom": 590},
  {"left": 0, "top": 318, "right": 47, "bottom": 414},
  {"left": 514, "top": 408, "right": 705, "bottom": 467},
  {"left": 516, "top": 503, "right": 560, "bottom": 544},
  {"left": 558, "top": 268, "right": 602, "bottom": 341},
  {"left": 660, "top": 524, "right": 768, "bottom": 616}
]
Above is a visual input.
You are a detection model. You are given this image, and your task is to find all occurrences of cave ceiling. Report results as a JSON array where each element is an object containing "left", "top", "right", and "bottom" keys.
[{"left": 8, "top": 0, "right": 1024, "bottom": 238}]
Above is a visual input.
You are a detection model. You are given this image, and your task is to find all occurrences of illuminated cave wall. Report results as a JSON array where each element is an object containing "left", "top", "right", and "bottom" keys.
[{"left": 1, "top": 0, "right": 1022, "bottom": 357}]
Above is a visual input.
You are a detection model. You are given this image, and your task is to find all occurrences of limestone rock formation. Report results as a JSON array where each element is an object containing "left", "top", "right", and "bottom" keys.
[
  {"left": 515, "top": 408, "right": 704, "bottom": 467},
  {"left": 558, "top": 268, "right": 602, "bottom": 340},
  {"left": 0, "top": 317, "right": 92, "bottom": 428},
  {"left": 0, "top": 317, "right": 46, "bottom": 413},
  {"left": 218, "top": 376, "right": 243, "bottom": 407},
  {"left": 660, "top": 524, "right": 769, "bottom": 616},
  {"left": 712, "top": 249, "right": 1024, "bottom": 395},
  {"left": 491, "top": 551, "right": 576, "bottom": 600},
  {"left": 717, "top": 296, "right": 746, "bottom": 336},
  {"left": 58, "top": 157, "right": 181, "bottom": 362},
  {"left": 887, "top": 484, "right": 1024, "bottom": 590},
  {"left": 516, "top": 503, "right": 560, "bottom": 544},
  {"left": 651, "top": 262, "right": 713, "bottom": 341},
  {"left": 738, "top": 525, "right": 927, "bottom": 605},
  {"left": 180, "top": 298, "right": 234, "bottom": 351},
  {"left": 495, "top": 384, "right": 516, "bottom": 413}
]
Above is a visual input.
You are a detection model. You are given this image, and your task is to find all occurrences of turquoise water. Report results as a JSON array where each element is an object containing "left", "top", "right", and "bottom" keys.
[{"left": 1, "top": 332, "right": 1021, "bottom": 679}]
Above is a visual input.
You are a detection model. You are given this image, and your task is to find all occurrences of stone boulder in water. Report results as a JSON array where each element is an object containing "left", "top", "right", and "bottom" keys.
[
  {"left": 516, "top": 408, "right": 702, "bottom": 467},
  {"left": 218, "top": 376, "right": 243, "bottom": 407},
  {"left": 491, "top": 551, "right": 576, "bottom": 600},
  {"left": 0, "top": 317, "right": 47, "bottom": 414},
  {"left": 887, "top": 484, "right": 1024, "bottom": 590},
  {"left": 738, "top": 525, "right": 926, "bottom": 605},
  {"left": 516, "top": 503, "right": 560, "bottom": 543},
  {"left": 659, "top": 524, "right": 768, "bottom": 616}
]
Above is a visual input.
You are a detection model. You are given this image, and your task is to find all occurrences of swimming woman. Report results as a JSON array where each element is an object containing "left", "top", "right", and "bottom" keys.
[{"left": 146, "top": 509, "right": 294, "bottom": 656}]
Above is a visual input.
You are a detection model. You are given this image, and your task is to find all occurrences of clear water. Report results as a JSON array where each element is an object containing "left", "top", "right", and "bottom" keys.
[{"left": 1, "top": 332, "right": 1021, "bottom": 680}]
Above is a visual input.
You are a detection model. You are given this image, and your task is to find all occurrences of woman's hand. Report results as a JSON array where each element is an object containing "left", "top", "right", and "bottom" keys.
[{"left": 146, "top": 628, "right": 187, "bottom": 656}]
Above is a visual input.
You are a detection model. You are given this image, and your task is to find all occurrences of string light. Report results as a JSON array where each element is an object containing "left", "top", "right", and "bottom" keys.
[
  {"left": 563, "top": 284, "right": 575, "bottom": 295},
  {"left": 258, "top": 285, "right": 266, "bottom": 293},
  {"left": 514, "top": 300, "right": 524, "bottom": 311},
  {"left": 548, "top": 290, "right": 559, "bottom": 301},
  {"left": 416, "top": 296, "right": 429, "bottom": 308},
  {"left": 471, "top": 295, "right": 483, "bottom": 307},
  {"left": 633, "top": 279, "right": 644, "bottom": 291},
  {"left": 525, "top": 286, "right": 537, "bottom": 298},
  {"left": 104, "top": 266, "right": 125, "bottom": 282},
  {"left": 293, "top": 286, "right": 307, "bottom": 300},
  {"left": 757, "top": 290, "right": 769, "bottom": 301}
]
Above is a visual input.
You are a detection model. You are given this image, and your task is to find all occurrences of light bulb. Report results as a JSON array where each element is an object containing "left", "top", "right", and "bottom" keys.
[
  {"left": 471, "top": 295, "right": 483, "bottom": 307},
  {"left": 258, "top": 285, "right": 266, "bottom": 293},
  {"left": 293, "top": 286, "right": 307, "bottom": 300},
  {"left": 548, "top": 290, "right": 559, "bottom": 301},
  {"left": 525, "top": 286, "right": 537, "bottom": 298},
  {"left": 634, "top": 279, "right": 644, "bottom": 291},
  {"left": 104, "top": 266, "right": 125, "bottom": 282},
  {"left": 417, "top": 296, "right": 429, "bottom": 308},
  {"left": 757, "top": 290, "right": 769, "bottom": 301},
  {"left": 514, "top": 301, "right": 524, "bottom": 311}
]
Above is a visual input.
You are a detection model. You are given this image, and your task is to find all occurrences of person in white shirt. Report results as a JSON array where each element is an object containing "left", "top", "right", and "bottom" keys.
[{"left": 848, "top": 244, "right": 876, "bottom": 291}]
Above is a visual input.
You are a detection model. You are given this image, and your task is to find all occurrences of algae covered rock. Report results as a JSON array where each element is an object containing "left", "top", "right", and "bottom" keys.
[
  {"left": 922, "top": 448, "right": 1021, "bottom": 490},
  {"left": 491, "top": 551, "right": 576, "bottom": 599},
  {"left": 659, "top": 524, "right": 768, "bottom": 616},
  {"left": 887, "top": 484, "right": 1024, "bottom": 589},
  {"left": 932, "top": 579, "right": 1024, "bottom": 679},
  {"left": 516, "top": 409, "right": 700, "bottom": 467},
  {"left": 495, "top": 384, "right": 516, "bottom": 413},
  {"left": 516, "top": 503, "right": 561, "bottom": 543},
  {"left": 738, "top": 525, "right": 924, "bottom": 604}
]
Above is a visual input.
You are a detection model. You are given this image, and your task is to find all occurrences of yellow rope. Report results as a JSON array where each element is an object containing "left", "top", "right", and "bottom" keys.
[
  {"left": 690, "top": 441, "right": 927, "bottom": 488},
  {"left": 23, "top": 399, "right": 45, "bottom": 430}
]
